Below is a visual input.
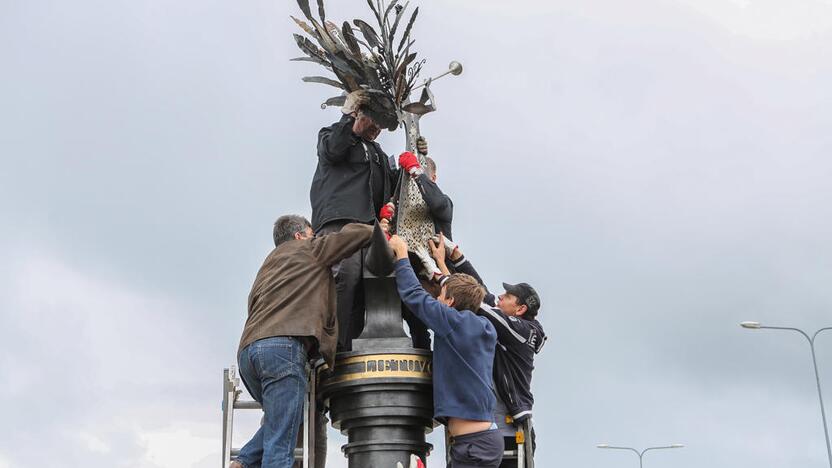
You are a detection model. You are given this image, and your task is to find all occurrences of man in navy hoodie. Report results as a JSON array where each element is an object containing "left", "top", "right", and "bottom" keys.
[{"left": 388, "top": 235, "right": 504, "bottom": 468}]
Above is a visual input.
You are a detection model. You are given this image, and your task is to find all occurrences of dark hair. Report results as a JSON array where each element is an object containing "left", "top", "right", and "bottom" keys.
[
  {"left": 521, "top": 302, "right": 538, "bottom": 319},
  {"left": 273, "top": 215, "right": 311, "bottom": 246},
  {"left": 443, "top": 273, "right": 486, "bottom": 313},
  {"left": 424, "top": 157, "right": 437, "bottom": 179}
]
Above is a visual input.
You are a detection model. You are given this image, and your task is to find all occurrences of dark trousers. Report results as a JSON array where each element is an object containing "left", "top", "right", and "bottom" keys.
[
  {"left": 402, "top": 304, "right": 431, "bottom": 349},
  {"left": 317, "top": 221, "right": 366, "bottom": 350},
  {"left": 449, "top": 429, "right": 505, "bottom": 468}
]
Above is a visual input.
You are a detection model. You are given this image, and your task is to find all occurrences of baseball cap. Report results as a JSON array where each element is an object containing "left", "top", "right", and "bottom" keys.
[{"left": 502, "top": 282, "right": 541, "bottom": 316}]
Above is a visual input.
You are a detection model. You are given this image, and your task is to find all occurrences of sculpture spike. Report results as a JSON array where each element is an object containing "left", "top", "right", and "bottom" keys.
[{"left": 364, "top": 221, "right": 395, "bottom": 277}]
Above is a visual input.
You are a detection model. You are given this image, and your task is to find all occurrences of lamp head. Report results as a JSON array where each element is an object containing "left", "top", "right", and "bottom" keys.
[
  {"left": 449, "top": 61, "right": 463, "bottom": 75},
  {"left": 671, "top": 444, "right": 685, "bottom": 448},
  {"left": 740, "top": 321, "right": 761, "bottom": 329},
  {"left": 597, "top": 444, "right": 610, "bottom": 448}
]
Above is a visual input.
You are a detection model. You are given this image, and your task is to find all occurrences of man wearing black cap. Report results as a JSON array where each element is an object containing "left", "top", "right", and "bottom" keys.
[{"left": 428, "top": 236, "right": 546, "bottom": 467}]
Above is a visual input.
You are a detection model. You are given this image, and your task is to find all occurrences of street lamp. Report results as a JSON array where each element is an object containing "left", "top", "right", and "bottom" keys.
[
  {"left": 596, "top": 443, "right": 684, "bottom": 468},
  {"left": 741, "top": 321, "right": 832, "bottom": 468}
]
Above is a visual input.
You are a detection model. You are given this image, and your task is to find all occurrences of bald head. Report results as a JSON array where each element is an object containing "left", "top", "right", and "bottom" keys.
[{"left": 425, "top": 156, "right": 437, "bottom": 181}]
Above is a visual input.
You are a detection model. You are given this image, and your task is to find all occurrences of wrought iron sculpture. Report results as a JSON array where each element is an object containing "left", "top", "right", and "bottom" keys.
[
  {"left": 290, "top": 0, "right": 461, "bottom": 266},
  {"left": 291, "top": 4, "right": 462, "bottom": 464}
]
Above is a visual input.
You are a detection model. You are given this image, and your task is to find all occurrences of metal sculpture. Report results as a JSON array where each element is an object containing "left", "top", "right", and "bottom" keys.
[
  {"left": 291, "top": 3, "right": 462, "bottom": 465},
  {"left": 291, "top": 0, "right": 461, "bottom": 265}
]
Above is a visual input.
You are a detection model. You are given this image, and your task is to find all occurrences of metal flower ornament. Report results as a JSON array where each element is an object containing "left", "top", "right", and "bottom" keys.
[
  {"left": 291, "top": 0, "right": 462, "bottom": 268},
  {"left": 291, "top": 0, "right": 425, "bottom": 120}
]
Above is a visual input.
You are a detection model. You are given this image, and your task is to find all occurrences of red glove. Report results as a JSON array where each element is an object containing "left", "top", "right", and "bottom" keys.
[
  {"left": 379, "top": 203, "right": 395, "bottom": 220},
  {"left": 398, "top": 151, "right": 422, "bottom": 175}
]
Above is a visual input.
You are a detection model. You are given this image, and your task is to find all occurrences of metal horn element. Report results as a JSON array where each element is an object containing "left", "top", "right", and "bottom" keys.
[
  {"left": 364, "top": 222, "right": 396, "bottom": 277},
  {"left": 412, "top": 60, "right": 463, "bottom": 90}
]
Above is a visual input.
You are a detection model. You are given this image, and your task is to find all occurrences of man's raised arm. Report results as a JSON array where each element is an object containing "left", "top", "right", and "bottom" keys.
[
  {"left": 317, "top": 116, "right": 358, "bottom": 164},
  {"left": 310, "top": 223, "right": 373, "bottom": 266},
  {"left": 389, "top": 235, "right": 456, "bottom": 337},
  {"left": 428, "top": 236, "right": 494, "bottom": 306},
  {"left": 415, "top": 174, "right": 453, "bottom": 230}
]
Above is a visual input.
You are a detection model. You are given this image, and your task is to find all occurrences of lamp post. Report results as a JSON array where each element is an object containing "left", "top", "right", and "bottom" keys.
[
  {"left": 596, "top": 443, "right": 684, "bottom": 468},
  {"left": 741, "top": 321, "right": 832, "bottom": 468}
]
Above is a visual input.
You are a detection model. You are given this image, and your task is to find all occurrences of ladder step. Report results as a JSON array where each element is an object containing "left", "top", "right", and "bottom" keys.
[
  {"left": 234, "top": 400, "right": 262, "bottom": 410},
  {"left": 230, "top": 448, "right": 304, "bottom": 460}
]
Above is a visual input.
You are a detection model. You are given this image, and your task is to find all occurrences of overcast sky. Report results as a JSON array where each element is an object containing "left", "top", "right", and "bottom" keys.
[{"left": 2, "top": 0, "right": 832, "bottom": 467}]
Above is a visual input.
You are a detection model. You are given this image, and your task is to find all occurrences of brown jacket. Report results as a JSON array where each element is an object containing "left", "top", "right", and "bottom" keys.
[{"left": 238, "top": 223, "right": 373, "bottom": 368}]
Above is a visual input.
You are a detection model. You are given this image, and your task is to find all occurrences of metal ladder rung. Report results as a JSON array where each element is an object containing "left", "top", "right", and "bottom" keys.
[
  {"left": 230, "top": 448, "right": 304, "bottom": 460},
  {"left": 233, "top": 400, "right": 262, "bottom": 410}
]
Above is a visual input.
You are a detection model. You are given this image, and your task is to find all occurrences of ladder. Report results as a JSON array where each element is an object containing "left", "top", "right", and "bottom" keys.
[
  {"left": 502, "top": 418, "right": 535, "bottom": 468},
  {"left": 221, "top": 365, "right": 318, "bottom": 468}
]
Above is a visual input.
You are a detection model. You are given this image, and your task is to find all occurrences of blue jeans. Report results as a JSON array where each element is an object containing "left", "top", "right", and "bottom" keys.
[{"left": 236, "top": 337, "right": 308, "bottom": 468}]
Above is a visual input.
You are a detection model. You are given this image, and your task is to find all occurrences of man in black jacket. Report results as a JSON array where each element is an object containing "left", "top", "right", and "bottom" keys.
[
  {"left": 310, "top": 90, "right": 431, "bottom": 350},
  {"left": 311, "top": 91, "right": 397, "bottom": 350},
  {"left": 428, "top": 236, "right": 546, "bottom": 466}
]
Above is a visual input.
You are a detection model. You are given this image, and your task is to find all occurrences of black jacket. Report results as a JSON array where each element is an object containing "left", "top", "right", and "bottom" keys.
[
  {"left": 452, "top": 256, "right": 547, "bottom": 422},
  {"left": 414, "top": 173, "right": 454, "bottom": 240},
  {"left": 310, "top": 115, "right": 398, "bottom": 231}
]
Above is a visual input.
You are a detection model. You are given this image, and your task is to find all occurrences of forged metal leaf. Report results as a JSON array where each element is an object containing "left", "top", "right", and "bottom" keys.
[
  {"left": 402, "top": 102, "right": 431, "bottom": 115},
  {"left": 358, "top": 56, "right": 383, "bottom": 89},
  {"left": 309, "top": 17, "right": 338, "bottom": 53},
  {"left": 325, "top": 21, "right": 350, "bottom": 54},
  {"left": 355, "top": 38, "right": 375, "bottom": 53},
  {"left": 290, "top": 15, "right": 316, "bottom": 36},
  {"left": 394, "top": 52, "right": 416, "bottom": 80},
  {"left": 293, "top": 34, "right": 327, "bottom": 61},
  {"left": 296, "top": 0, "right": 313, "bottom": 20},
  {"left": 395, "top": 72, "right": 406, "bottom": 103},
  {"left": 324, "top": 95, "right": 347, "bottom": 107},
  {"left": 341, "top": 22, "right": 362, "bottom": 56},
  {"left": 382, "top": 0, "right": 399, "bottom": 24},
  {"left": 389, "top": 1, "right": 409, "bottom": 43},
  {"left": 380, "top": 0, "right": 399, "bottom": 53},
  {"left": 398, "top": 39, "right": 415, "bottom": 55},
  {"left": 302, "top": 76, "right": 345, "bottom": 89},
  {"left": 317, "top": 0, "right": 326, "bottom": 24},
  {"left": 290, "top": 56, "right": 332, "bottom": 68},
  {"left": 326, "top": 51, "right": 365, "bottom": 83},
  {"left": 366, "top": 0, "right": 381, "bottom": 23},
  {"left": 353, "top": 19, "right": 380, "bottom": 49},
  {"left": 331, "top": 67, "right": 359, "bottom": 91},
  {"left": 397, "top": 7, "right": 418, "bottom": 51}
]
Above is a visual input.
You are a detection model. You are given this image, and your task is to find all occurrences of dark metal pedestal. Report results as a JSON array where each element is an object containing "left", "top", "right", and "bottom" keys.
[{"left": 317, "top": 349, "right": 434, "bottom": 467}]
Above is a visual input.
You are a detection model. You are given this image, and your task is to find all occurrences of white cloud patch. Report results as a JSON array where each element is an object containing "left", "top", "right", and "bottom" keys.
[
  {"left": 79, "top": 431, "right": 112, "bottom": 454},
  {"left": 139, "top": 425, "right": 217, "bottom": 468},
  {"left": 0, "top": 248, "right": 221, "bottom": 467}
]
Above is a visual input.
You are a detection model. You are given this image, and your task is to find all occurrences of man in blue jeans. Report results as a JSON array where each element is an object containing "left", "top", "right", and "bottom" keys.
[{"left": 232, "top": 215, "right": 373, "bottom": 468}]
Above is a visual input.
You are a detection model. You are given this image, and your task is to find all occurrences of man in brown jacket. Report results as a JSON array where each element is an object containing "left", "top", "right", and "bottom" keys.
[{"left": 232, "top": 215, "right": 372, "bottom": 468}]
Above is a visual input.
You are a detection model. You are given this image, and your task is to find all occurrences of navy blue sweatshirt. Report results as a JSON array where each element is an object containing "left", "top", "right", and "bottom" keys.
[{"left": 394, "top": 259, "right": 497, "bottom": 423}]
